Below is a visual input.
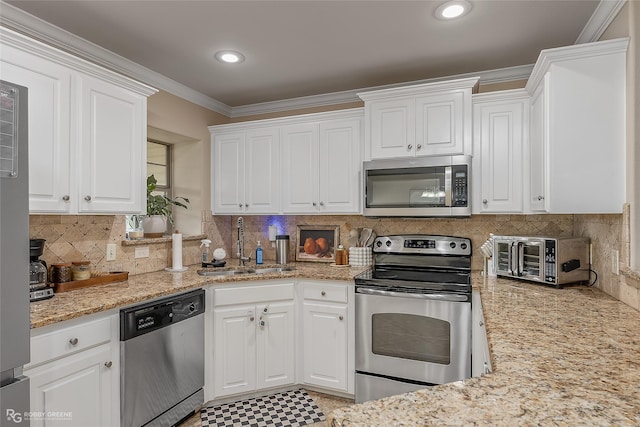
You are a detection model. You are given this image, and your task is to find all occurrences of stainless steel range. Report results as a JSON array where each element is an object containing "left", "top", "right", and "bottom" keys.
[{"left": 354, "top": 235, "right": 472, "bottom": 403}]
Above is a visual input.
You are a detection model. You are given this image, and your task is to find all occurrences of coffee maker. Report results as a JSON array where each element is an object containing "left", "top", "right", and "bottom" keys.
[{"left": 30, "top": 238, "right": 54, "bottom": 301}]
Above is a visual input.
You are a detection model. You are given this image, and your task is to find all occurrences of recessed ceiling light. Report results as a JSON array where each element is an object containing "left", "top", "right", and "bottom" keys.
[
  {"left": 215, "top": 50, "right": 245, "bottom": 64},
  {"left": 435, "top": 0, "right": 472, "bottom": 20}
]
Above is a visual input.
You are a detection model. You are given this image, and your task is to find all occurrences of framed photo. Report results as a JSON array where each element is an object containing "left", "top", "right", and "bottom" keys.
[{"left": 296, "top": 225, "right": 339, "bottom": 262}]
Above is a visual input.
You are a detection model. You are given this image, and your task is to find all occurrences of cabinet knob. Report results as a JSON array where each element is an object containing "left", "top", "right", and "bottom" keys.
[
  {"left": 62, "top": 195, "right": 70, "bottom": 201},
  {"left": 321, "top": 291, "right": 326, "bottom": 296},
  {"left": 538, "top": 195, "right": 544, "bottom": 201},
  {"left": 69, "top": 338, "right": 79, "bottom": 346},
  {"left": 417, "top": 144, "right": 422, "bottom": 151},
  {"left": 249, "top": 316, "right": 255, "bottom": 322},
  {"left": 479, "top": 320, "right": 485, "bottom": 327},
  {"left": 245, "top": 203, "right": 249, "bottom": 208},
  {"left": 259, "top": 320, "right": 266, "bottom": 327},
  {"left": 482, "top": 199, "right": 488, "bottom": 205},
  {"left": 84, "top": 195, "right": 92, "bottom": 202},
  {"left": 339, "top": 315, "right": 344, "bottom": 321},
  {"left": 319, "top": 201, "right": 325, "bottom": 207},
  {"left": 312, "top": 202, "right": 317, "bottom": 207},
  {"left": 104, "top": 361, "right": 113, "bottom": 368},
  {"left": 263, "top": 305, "right": 269, "bottom": 313},
  {"left": 407, "top": 144, "right": 413, "bottom": 150},
  {"left": 239, "top": 203, "right": 243, "bottom": 208}
]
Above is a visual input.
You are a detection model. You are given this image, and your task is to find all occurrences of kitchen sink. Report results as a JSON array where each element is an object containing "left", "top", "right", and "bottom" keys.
[{"left": 197, "top": 266, "right": 296, "bottom": 277}]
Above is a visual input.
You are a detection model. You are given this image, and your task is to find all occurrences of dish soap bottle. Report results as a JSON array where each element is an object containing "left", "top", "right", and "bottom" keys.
[
  {"left": 255, "top": 241, "right": 263, "bottom": 265},
  {"left": 200, "top": 239, "right": 212, "bottom": 267}
]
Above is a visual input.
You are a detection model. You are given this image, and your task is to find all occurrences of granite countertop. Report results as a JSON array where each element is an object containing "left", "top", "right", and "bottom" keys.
[
  {"left": 30, "top": 262, "right": 368, "bottom": 329},
  {"left": 329, "top": 276, "right": 640, "bottom": 426}
]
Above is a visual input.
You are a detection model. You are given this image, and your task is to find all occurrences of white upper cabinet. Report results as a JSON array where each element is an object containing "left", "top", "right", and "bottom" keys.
[
  {"left": 472, "top": 90, "right": 528, "bottom": 213},
  {"left": 359, "top": 78, "right": 478, "bottom": 160},
  {"left": 212, "top": 127, "right": 280, "bottom": 214},
  {"left": 525, "top": 38, "right": 628, "bottom": 214},
  {"left": 209, "top": 109, "right": 362, "bottom": 215},
  {"left": 0, "top": 28, "right": 156, "bottom": 214}
]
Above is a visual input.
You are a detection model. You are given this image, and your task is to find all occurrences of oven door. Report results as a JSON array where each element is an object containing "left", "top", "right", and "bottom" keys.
[{"left": 355, "top": 287, "right": 471, "bottom": 386}]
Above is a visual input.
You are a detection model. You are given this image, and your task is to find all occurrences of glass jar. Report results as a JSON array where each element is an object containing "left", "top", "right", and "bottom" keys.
[
  {"left": 71, "top": 261, "right": 91, "bottom": 281},
  {"left": 50, "top": 263, "right": 72, "bottom": 283}
]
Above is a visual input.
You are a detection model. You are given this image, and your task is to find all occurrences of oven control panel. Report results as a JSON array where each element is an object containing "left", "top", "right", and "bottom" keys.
[{"left": 373, "top": 235, "right": 471, "bottom": 256}]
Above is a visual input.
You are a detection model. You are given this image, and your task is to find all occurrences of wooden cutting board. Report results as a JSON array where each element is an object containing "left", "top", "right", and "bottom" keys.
[{"left": 53, "top": 272, "right": 128, "bottom": 293}]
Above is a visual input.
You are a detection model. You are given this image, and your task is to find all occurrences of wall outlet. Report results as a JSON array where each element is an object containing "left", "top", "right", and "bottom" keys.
[
  {"left": 106, "top": 243, "right": 117, "bottom": 261},
  {"left": 135, "top": 246, "right": 150, "bottom": 259},
  {"left": 612, "top": 249, "right": 619, "bottom": 275}
]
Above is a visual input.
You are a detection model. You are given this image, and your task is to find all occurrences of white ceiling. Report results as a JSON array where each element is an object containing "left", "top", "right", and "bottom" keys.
[{"left": 3, "top": 0, "right": 608, "bottom": 110}]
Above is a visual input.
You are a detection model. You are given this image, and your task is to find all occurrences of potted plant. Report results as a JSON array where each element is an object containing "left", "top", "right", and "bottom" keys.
[{"left": 142, "top": 174, "right": 190, "bottom": 237}]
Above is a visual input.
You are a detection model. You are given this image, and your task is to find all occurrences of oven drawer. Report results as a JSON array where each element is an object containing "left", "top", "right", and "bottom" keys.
[{"left": 302, "top": 282, "right": 348, "bottom": 303}]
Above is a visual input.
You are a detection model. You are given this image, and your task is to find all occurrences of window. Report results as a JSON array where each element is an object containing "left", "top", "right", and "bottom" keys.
[{"left": 147, "top": 140, "right": 171, "bottom": 193}]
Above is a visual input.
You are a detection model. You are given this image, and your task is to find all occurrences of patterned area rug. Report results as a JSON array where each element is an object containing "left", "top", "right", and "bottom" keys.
[{"left": 201, "top": 389, "right": 325, "bottom": 427}]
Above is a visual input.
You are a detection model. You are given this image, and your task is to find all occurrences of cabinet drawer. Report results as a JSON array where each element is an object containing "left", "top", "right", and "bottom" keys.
[
  {"left": 214, "top": 283, "right": 295, "bottom": 306},
  {"left": 303, "top": 283, "right": 348, "bottom": 303},
  {"left": 29, "top": 316, "right": 112, "bottom": 367}
]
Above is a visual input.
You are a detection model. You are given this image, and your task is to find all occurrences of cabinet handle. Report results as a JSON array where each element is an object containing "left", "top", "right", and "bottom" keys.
[
  {"left": 482, "top": 199, "right": 488, "bottom": 205},
  {"left": 263, "top": 305, "right": 269, "bottom": 313},
  {"left": 483, "top": 361, "right": 491, "bottom": 375},
  {"left": 260, "top": 320, "right": 266, "bottom": 327},
  {"left": 84, "top": 195, "right": 92, "bottom": 202},
  {"left": 104, "top": 361, "right": 113, "bottom": 368},
  {"left": 62, "top": 195, "right": 70, "bottom": 201},
  {"left": 479, "top": 320, "right": 484, "bottom": 327},
  {"left": 321, "top": 291, "right": 326, "bottom": 296},
  {"left": 407, "top": 144, "right": 413, "bottom": 150},
  {"left": 538, "top": 195, "right": 544, "bottom": 201},
  {"left": 417, "top": 144, "right": 422, "bottom": 151},
  {"left": 69, "top": 338, "right": 79, "bottom": 346},
  {"left": 339, "top": 315, "right": 344, "bottom": 321}
]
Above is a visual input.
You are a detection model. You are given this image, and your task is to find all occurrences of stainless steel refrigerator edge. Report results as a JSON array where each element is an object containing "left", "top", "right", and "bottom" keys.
[{"left": 0, "top": 81, "right": 31, "bottom": 426}]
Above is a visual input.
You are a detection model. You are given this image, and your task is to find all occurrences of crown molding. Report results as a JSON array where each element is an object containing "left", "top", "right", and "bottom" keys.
[
  {"left": 0, "top": 0, "right": 621, "bottom": 118},
  {"left": 575, "top": 0, "right": 627, "bottom": 44}
]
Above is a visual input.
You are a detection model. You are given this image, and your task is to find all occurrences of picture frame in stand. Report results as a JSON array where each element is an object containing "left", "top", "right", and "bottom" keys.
[{"left": 296, "top": 225, "right": 339, "bottom": 263}]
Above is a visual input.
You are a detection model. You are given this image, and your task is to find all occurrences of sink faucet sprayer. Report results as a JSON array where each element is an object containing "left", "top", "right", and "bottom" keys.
[{"left": 237, "top": 217, "right": 251, "bottom": 266}]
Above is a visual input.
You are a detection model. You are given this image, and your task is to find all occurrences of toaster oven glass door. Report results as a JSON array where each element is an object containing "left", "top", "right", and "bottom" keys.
[{"left": 495, "top": 239, "right": 545, "bottom": 282}]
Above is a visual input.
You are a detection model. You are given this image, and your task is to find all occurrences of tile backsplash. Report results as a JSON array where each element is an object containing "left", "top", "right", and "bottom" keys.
[{"left": 31, "top": 209, "right": 636, "bottom": 311}]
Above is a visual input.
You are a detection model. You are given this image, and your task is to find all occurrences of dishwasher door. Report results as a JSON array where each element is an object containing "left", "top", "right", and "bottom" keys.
[{"left": 121, "top": 290, "right": 204, "bottom": 427}]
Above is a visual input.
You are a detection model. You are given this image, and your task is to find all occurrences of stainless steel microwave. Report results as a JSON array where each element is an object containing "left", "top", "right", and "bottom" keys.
[
  {"left": 363, "top": 155, "right": 471, "bottom": 217},
  {"left": 493, "top": 236, "right": 591, "bottom": 287}
]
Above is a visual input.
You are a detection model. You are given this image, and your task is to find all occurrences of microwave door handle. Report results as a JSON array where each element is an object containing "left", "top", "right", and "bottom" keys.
[{"left": 444, "top": 166, "right": 452, "bottom": 207}]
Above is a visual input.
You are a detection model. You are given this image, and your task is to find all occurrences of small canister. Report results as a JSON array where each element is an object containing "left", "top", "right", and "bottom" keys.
[
  {"left": 50, "top": 263, "right": 72, "bottom": 283},
  {"left": 275, "top": 235, "right": 290, "bottom": 265},
  {"left": 71, "top": 261, "right": 91, "bottom": 281},
  {"left": 335, "top": 245, "right": 347, "bottom": 265}
]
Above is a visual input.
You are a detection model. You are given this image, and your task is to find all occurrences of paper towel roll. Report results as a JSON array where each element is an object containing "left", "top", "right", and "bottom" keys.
[{"left": 172, "top": 230, "right": 183, "bottom": 270}]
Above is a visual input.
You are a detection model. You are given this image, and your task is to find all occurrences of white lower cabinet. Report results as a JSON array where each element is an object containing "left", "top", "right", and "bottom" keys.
[
  {"left": 300, "top": 281, "right": 354, "bottom": 394},
  {"left": 212, "top": 283, "right": 295, "bottom": 399},
  {"left": 24, "top": 313, "right": 119, "bottom": 427}
]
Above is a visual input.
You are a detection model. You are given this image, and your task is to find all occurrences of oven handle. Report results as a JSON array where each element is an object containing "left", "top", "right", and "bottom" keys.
[{"left": 356, "top": 287, "right": 469, "bottom": 302}]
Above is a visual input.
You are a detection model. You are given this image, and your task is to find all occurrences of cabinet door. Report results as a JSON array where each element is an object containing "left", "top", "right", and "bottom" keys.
[
  {"left": 77, "top": 75, "right": 146, "bottom": 213},
  {"left": 302, "top": 302, "right": 348, "bottom": 391},
  {"left": 213, "top": 305, "right": 256, "bottom": 398},
  {"left": 281, "top": 124, "right": 319, "bottom": 213},
  {"left": 26, "top": 344, "right": 115, "bottom": 427},
  {"left": 416, "top": 92, "right": 465, "bottom": 156},
  {"left": 245, "top": 128, "right": 280, "bottom": 213},
  {"left": 256, "top": 301, "right": 295, "bottom": 390},
  {"left": 473, "top": 98, "right": 526, "bottom": 213},
  {"left": 212, "top": 132, "right": 245, "bottom": 214},
  {"left": 0, "top": 46, "right": 73, "bottom": 212},
  {"left": 529, "top": 79, "right": 548, "bottom": 212},
  {"left": 369, "top": 98, "right": 415, "bottom": 159},
  {"left": 319, "top": 118, "right": 361, "bottom": 213}
]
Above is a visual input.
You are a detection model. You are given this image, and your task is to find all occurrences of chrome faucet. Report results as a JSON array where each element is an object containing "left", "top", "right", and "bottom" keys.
[{"left": 237, "top": 217, "right": 251, "bottom": 266}]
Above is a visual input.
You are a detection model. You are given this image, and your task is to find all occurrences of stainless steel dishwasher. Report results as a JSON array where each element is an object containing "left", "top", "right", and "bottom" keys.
[{"left": 120, "top": 289, "right": 205, "bottom": 427}]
